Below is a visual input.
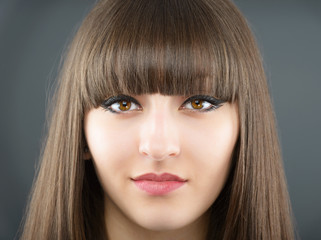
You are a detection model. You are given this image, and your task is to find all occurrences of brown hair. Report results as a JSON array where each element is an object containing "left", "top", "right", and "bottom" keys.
[{"left": 20, "top": 0, "right": 296, "bottom": 239}]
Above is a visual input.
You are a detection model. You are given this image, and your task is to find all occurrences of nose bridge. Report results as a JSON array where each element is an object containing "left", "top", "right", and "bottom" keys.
[
  {"left": 139, "top": 101, "right": 180, "bottom": 161},
  {"left": 151, "top": 106, "right": 169, "bottom": 137}
]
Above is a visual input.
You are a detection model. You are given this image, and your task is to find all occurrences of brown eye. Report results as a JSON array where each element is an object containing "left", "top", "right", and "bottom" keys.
[
  {"left": 180, "top": 95, "right": 224, "bottom": 112},
  {"left": 101, "top": 95, "right": 141, "bottom": 114},
  {"left": 191, "top": 99, "right": 203, "bottom": 109},
  {"left": 119, "top": 100, "right": 131, "bottom": 111}
]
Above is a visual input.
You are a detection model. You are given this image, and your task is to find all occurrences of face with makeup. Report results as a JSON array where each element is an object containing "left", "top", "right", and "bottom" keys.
[{"left": 84, "top": 93, "right": 239, "bottom": 233}]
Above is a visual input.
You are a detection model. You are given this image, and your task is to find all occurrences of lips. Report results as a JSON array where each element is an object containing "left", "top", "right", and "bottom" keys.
[
  {"left": 132, "top": 173, "right": 186, "bottom": 182},
  {"left": 131, "top": 173, "right": 187, "bottom": 195}
]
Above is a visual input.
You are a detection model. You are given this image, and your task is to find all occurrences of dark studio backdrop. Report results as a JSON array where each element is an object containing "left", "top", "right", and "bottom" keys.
[{"left": 0, "top": 0, "right": 320, "bottom": 239}]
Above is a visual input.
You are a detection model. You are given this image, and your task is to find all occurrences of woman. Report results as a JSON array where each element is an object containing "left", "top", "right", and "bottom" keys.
[{"left": 20, "top": 0, "right": 296, "bottom": 239}]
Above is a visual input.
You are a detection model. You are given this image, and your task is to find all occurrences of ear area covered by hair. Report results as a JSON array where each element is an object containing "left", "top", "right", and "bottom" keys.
[{"left": 84, "top": 146, "right": 92, "bottom": 160}]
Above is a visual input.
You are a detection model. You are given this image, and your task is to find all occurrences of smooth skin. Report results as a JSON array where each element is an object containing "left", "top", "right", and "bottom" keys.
[{"left": 84, "top": 93, "right": 239, "bottom": 240}]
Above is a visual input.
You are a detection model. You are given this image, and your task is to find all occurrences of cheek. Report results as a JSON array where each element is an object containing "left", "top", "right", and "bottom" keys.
[
  {"left": 205, "top": 120, "right": 237, "bottom": 162},
  {"left": 182, "top": 110, "right": 238, "bottom": 190},
  {"left": 85, "top": 116, "right": 137, "bottom": 180},
  {"left": 184, "top": 113, "right": 237, "bottom": 160}
]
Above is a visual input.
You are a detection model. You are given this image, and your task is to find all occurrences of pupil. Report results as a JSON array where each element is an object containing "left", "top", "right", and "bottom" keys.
[
  {"left": 119, "top": 100, "right": 131, "bottom": 111},
  {"left": 192, "top": 99, "right": 203, "bottom": 109}
]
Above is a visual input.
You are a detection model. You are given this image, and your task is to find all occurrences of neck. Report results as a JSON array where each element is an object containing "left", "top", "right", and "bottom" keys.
[{"left": 104, "top": 197, "right": 210, "bottom": 240}]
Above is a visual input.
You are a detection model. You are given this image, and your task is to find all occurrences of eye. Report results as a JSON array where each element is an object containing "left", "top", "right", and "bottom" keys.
[
  {"left": 101, "top": 94, "right": 225, "bottom": 114},
  {"left": 101, "top": 95, "right": 142, "bottom": 114},
  {"left": 180, "top": 95, "right": 224, "bottom": 112}
]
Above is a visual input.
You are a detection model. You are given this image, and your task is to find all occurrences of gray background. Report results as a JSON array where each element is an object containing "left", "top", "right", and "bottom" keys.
[{"left": 0, "top": 0, "right": 320, "bottom": 239}]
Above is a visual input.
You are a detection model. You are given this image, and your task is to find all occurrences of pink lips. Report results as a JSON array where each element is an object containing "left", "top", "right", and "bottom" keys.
[{"left": 131, "top": 173, "right": 187, "bottom": 195}]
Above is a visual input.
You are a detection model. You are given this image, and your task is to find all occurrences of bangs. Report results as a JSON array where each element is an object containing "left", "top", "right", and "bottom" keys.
[{"left": 78, "top": 0, "right": 243, "bottom": 109}]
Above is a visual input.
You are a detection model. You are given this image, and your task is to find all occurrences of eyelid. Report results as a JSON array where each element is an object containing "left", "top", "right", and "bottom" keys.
[{"left": 102, "top": 95, "right": 140, "bottom": 106}]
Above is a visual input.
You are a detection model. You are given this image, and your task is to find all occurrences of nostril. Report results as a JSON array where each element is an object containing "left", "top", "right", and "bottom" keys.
[
  {"left": 138, "top": 133, "right": 180, "bottom": 160},
  {"left": 139, "top": 145, "right": 180, "bottom": 161}
]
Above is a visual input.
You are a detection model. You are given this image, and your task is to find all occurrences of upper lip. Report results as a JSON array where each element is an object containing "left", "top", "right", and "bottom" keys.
[{"left": 132, "top": 173, "right": 187, "bottom": 182}]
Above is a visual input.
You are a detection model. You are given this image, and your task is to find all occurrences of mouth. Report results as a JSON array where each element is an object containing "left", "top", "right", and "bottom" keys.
[{"left": 131, "top": 173, "right": 187, "bottom": 195}]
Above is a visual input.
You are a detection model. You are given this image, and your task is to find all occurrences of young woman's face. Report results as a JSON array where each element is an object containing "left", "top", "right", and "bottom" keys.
[{"left": 84, "top": 93, "right": 239, "bottom": 231}]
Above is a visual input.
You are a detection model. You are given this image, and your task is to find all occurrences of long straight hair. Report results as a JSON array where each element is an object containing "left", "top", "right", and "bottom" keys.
[{"left": 20, "top": 0, "right": 296, "bottom": 239}]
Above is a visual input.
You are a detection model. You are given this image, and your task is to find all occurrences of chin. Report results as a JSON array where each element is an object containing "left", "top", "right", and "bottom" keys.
[
  {"left": 133, "top": 212, "right": 195, "bottom": 232},
  {"left": 139, "top": 220, "right": 186, "bottom": 232}
]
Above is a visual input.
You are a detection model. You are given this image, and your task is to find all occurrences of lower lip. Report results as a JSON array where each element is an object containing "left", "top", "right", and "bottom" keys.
[{"left": 133, "top": 180, "right": 186, "bottom": 195}]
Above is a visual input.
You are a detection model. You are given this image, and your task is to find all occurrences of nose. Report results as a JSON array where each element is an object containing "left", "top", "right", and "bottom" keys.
[{"left": 139, "top": 109, "right": 180, "bottom": 161}]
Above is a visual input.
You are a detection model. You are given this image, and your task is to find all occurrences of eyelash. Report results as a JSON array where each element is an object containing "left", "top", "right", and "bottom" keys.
[{"left": 100, "top": 95, "right": 225, "bottom": 114}]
